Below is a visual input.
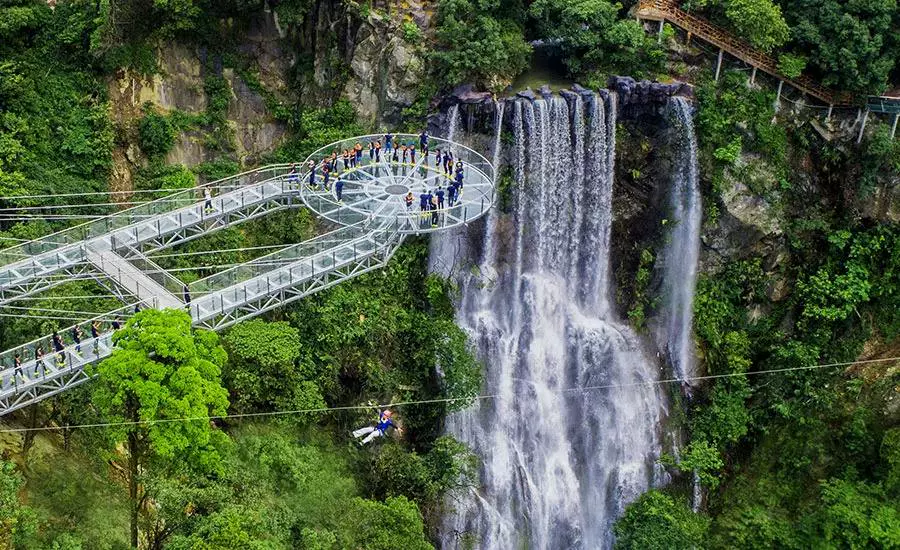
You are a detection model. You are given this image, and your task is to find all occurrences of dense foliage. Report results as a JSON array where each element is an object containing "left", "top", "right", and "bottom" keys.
[
  {"left": 615, "top": 68, "right": 900, "bottom": 548},
  {"left": 687, "top": 0, "right": 898, "bottom": 93},
  {"left": 529, "top": 0, "right": 666, "bottom": 79},
  {"left": 431, "top": 0, "right": 531, "bottom": 89}
]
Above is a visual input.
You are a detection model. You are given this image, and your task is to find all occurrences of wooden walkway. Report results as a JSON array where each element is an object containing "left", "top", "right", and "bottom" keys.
[{"left": 635, "top": 0, "right": 855, "bottom": 106}]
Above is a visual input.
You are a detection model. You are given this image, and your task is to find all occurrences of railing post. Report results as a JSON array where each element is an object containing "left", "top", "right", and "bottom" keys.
[
  {"left": 774, "top": 81, "right": 783, "bottom": 111},
  {"left": 857, "top": 108, "right": 870, "bottom": 144},
  {"left": 714, "top": 48, "right": 724, "bottom": 81}
]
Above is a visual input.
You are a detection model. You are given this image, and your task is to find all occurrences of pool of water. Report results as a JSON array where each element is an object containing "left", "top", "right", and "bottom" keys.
[{"left": 510, "top": 48, "right": 575, "bottom": 94}]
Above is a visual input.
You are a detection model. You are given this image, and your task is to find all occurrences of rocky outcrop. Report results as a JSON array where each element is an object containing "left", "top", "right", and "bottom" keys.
[
  {"left": 859, "top": 182, "right": 900, "bottom": 223},
  {"left": 609, "top": 76, "right": 694, "bottom": 106},
  {"left": 106, "top": 7, "right": 293, "bottom": 188},
  {"left": 224, "top": 68, "right": 287, "bottom": 165},
  {"left": 343, "top": 13, "right": 425, "bottom": 127},
  {"left": 700, "top": 159, "right": 787, "bottom": 273}
]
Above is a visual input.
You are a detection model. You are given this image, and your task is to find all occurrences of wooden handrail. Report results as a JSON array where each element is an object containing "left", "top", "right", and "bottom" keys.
[{"left": 636, "top": 0, "right": 855, "bottom": 105}]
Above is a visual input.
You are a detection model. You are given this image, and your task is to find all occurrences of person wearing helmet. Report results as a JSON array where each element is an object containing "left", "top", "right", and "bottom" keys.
[{"left": 352, "top": 409, "right": 402, "bottom": 445}]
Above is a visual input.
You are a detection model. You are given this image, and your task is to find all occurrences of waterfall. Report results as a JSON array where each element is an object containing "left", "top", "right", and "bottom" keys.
[
  {"left": 479, "top": 102, "right": 505, "bottom": 275},
  {"left": 491, "top": 101, "right": 505, "bottom": 170},
  {"left": 654, "top": 97, "right": 701, "bottom": 382},
  {"left": 442, "top": 93, "right": 666, "bottom": 549},
  {"left": 447, "top": 104, "right": 461, "bottom": 143}
]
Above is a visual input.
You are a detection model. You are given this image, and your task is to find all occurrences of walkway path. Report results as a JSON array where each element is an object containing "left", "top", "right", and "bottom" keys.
[
  {"left": 635, "top": 0, "right": 853, "bottom": 106},
  {"left": 0, "top": 134, "right": 496, "bottom": 415}
]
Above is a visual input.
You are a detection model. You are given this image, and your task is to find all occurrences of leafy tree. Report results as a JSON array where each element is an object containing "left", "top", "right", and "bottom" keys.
[
  {"left": 432, "top": 0, "right": 530, "bottom": 89},
  {"left": 165, "top": 507, "right": 281, "bottom": 550},
  {"left": 723, "top": 0, "right": 788, "bottom": 52},
  {"left": 529, "top": 0, "right": 665, "bottom": 78},
  {"left": 90, "top": 309, "right": 230, "bottom": 548},
  {"left": 691, "top": 376, "right": 752, "bottom": 449},
  {"left": 804, "top": 479, "right": 900, "bottom": 547},
  {"left": 365, "top": 436, "right": 478, "bottom": 508},
  {"left": 883, "top": 428, "right": 900, "bottom": 493},
  {"left": 777, "top": 53, "right": 807, "bottom": 78},
  {"left": 661, "top": 440, "right": 724, "bottom": 489},
  {"left": 332, "top": 496, "right": 432, "bottom": 550},
  {"left": 613, "top": 490, "right": 708, "bottom": 549},
  {"left": 0, "top": 461, "right": 36, "bottom": 548},
  {"left": 782, "top": 0, "right": 898, "bottom": 94},
  {"left": 222, "top": 319, "right": 327, "bottom": 415},
  {"left": 138, "top": 106, "right": 177, "bottom": 159}
]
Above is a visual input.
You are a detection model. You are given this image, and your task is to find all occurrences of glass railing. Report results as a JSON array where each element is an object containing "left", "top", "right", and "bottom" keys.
[
  {"left": 189, "top": 217, "right": 404, "bottom": 323},
  {"left": 115, "top": 241, "right": 186, "bottom": 298},
  {"left": 0, "top": 303, "right": 142, "bottom": 384},
  {"left": 298, "top": 133, "right": 496, "bottom": 232},
  {"left": 0, "top": 164, "right": 296, "bottom": 268},
  {"left": 190, "top": 222, "right": 372, "bottom": 294}
]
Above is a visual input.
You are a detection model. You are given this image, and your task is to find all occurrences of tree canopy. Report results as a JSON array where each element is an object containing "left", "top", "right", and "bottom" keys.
[{"left": 91, "top": 308, "right": 230, "bottom": 547}]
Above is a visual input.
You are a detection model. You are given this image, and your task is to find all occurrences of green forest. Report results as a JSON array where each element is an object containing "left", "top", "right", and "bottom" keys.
[{"left": 0, "top": 0, "right": 899, "bottom": 548}]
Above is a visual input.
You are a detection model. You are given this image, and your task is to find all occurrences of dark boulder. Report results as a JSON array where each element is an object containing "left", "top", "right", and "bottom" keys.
[
  {"left": 538, "top": 84, "right": 553, "bottom": 99},
  {"left": 516, "top": 88, "right": 537, "bottom": 101}
]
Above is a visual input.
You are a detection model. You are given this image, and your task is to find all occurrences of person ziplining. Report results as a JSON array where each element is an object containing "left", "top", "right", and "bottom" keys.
[{"left": 352, "top": 408, "right": 402, "bottom": 445}]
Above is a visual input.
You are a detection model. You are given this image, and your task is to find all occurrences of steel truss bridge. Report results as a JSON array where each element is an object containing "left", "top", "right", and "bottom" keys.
[{"left": 0, "top": 134, "right": 495, "bottom": 415}]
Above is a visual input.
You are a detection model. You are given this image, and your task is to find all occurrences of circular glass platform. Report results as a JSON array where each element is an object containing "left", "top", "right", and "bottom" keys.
[{"left": 299, "top": 134, "right": 496, "bottom": 234}]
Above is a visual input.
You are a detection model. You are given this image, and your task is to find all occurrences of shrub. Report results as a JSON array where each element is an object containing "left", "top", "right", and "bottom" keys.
[{"left": 138, "top": 106, "right": 176, "bottom": 158}]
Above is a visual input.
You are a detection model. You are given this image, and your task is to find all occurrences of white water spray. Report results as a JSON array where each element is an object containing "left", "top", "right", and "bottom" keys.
[
  {"left": 442, "top": 93, "right": 666, "bottom": 549},
  {"left": 655, "top": 97, "right": 702, "bottom": 382}
]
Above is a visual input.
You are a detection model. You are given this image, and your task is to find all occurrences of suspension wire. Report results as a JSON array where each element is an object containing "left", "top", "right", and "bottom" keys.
[
  {"left": 0, "top": 305, "right": 122, "bottom": 317},
  {"left": 0, "top": 198, "right": 213, "bottom": 213},
  {"left": 4, "top": 294, "right": 138, "bottom": 301},
  {"left": 0, "top": 356, "right": 896, "bottom": 434},
  {"left": 0, "top": 312, "right": 126, "bottom": 323},
  {"left": 0, "top": 183, "right": 253, "bottom": 202}
]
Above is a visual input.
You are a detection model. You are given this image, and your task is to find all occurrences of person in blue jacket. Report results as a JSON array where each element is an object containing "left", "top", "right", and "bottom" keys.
[
  {"left": 419, "top": 130, "right": 429, "bottom": 153},
  {"left": 334, "top": 174, "right": 344, "bottom": 203},
  {"left": 352, "top": 409, "right": 401, "bottom": 444}
]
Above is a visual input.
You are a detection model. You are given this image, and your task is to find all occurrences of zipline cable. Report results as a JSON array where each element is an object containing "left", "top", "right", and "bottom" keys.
[{"left": 0, "top": 356, "right": 896, "bottom": 434}]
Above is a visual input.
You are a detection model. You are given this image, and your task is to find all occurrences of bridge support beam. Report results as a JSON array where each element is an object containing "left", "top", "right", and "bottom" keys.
[
  {"left": 826, "top": 104, "right": 833, "bottom": 122},
  {"left": 714, "top": 49, "right": 724, "bottom": 81},
  {"left": 658, "top": 20, "right": 664, "bottom": 42},
  {"left": 686, "top": 31, "right": 692, "bottom": 46},
  {"left": 857, "top": 108, "right": 870, "bottom": 144},
  {"left": 774, "top": 81, "right": 783, "bottom": 111},
  {"left": 892, "top": 114, "right": 898, "bottom": 140},
  {"left": 749, "top": 67, "right": 757, "bottom": 86}
]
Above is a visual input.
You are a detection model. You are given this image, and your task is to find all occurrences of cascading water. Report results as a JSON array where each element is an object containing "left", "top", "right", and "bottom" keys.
[
  {"left": 442, "top": 93, "right": 666, "bottom": 549},
  {"left": 654, "top": 97, "right": 702, "bottom": 382},
  {"left": 447, "top": 104, "right": 461, "bottom": 143}
]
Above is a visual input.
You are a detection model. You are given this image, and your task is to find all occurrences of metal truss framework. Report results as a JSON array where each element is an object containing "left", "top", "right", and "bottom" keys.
[{"left": 0, "top": 135, "right": 495, "bottom": 415}]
